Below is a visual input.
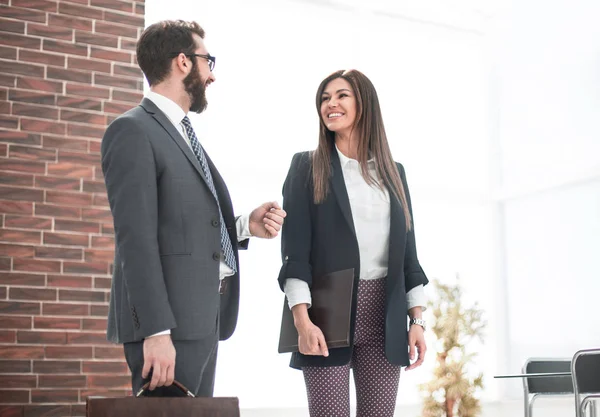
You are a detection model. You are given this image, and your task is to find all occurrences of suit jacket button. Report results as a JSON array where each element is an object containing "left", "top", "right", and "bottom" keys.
[
  {"left": 211, "top": 219, "right": 219, "bottom": 227},
  {"left": 213, "top": 252, "right": 220, "bottom": 261}
]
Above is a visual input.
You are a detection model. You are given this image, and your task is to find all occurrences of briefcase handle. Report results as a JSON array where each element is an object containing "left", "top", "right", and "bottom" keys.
[{"left": 135, "top": 380, "right": 195, "bottom": 397}]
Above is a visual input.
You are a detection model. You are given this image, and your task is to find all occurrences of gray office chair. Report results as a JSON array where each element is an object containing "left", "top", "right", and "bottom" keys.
[
  {"left": 522, "top": 358, "right": 573, "bottom": 417},
  {"left": 572, "top": 348, "right": 600, "bottom": 417}
]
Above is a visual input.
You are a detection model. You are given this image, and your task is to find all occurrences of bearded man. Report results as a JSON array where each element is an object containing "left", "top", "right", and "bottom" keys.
[{"left": 101, "top": 20, "right": 286, "bottom": 397}]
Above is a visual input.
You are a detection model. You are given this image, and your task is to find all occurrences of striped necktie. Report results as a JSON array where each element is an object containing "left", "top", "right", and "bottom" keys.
[{"left": 181, "top": 116, "right": 237, "bottom": 273}]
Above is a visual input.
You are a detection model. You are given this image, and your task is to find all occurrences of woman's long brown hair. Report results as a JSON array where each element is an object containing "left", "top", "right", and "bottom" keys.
[{"left": 312, "top": 69, "right": 412, "bottom": 230}]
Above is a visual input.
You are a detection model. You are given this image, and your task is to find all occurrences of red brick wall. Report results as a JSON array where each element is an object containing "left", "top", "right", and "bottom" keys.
[{"left": 0, "top": 0, "right": 144, "bottom": 414}]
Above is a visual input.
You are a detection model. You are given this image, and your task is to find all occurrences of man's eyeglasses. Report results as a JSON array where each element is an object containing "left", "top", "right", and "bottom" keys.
[{"left": 172, "top": 53, "right": 216, "bottom": 71}]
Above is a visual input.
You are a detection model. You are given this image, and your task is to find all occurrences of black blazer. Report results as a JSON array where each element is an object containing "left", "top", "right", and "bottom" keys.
[
  {"left": 102, "top": 98, "right": 247, "bottom": 345},
  {"left": 278, "top": 148, "right": 428, "bottom": 369}
]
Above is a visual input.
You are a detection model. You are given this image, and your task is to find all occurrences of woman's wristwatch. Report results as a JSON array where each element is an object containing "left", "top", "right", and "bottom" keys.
[{"left": 409, "top": 318, "right": 426, "bottom": 331}]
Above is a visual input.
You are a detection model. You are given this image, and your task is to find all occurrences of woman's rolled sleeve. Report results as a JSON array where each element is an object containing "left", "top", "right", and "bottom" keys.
[{"left": 284, "top": 278, "right": 312, "bottom": 309}]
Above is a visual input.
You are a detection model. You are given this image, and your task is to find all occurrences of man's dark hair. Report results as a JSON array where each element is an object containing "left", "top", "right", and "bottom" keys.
[{"left": 136, "top": 20, "right": 205, "bottom": 86}]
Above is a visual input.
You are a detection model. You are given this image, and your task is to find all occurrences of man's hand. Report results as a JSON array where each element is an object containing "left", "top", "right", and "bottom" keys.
[
  {"left": 249, "top": 201, "right": 286, "bottom": 239},
  {"left": 406, "top": 324, "right": 426, "bottom": 370},
  {"left": 142, "top": 334, "right": 176, "bottom": 390}
]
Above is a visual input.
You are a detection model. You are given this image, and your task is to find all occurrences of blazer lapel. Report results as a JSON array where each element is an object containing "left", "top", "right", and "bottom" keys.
[
  {"left": 140, "top": 98, "right": 210, "bottom": 187},
  {"left": 330, "top": 148, "right": 356, "bottom": 237},
  {"left": 387, "top": 185, "right": 407, "bottom": 291}
]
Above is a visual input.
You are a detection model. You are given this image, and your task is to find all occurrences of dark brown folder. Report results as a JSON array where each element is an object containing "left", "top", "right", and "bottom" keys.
[{"left": 278, "top": 268, "right": 355, "bottom": 353}]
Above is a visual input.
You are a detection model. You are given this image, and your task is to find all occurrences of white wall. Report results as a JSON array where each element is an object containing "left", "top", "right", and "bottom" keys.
[
  {"left": 144, "top": 0, "right": 600, "bottom": 410},
  {"left": 488, "top": 0, "right": 600, "bottom": 398}
]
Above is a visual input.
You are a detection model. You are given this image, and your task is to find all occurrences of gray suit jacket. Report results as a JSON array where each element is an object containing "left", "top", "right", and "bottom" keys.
[{"left": 102, "top": 98, "right": 247, "bottom": 344}]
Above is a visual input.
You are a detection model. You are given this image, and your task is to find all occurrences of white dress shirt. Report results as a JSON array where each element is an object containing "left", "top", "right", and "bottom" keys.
[
  {"left": 145, "top": 91, "right": 253, "bottom": 338},
  {"left": 284, "top": 145, "right": 426, "bottom": 310}
]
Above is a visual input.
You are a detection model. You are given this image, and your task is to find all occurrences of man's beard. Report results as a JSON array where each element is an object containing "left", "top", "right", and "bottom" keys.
[{"left": 183, "top": 67, "right": 208, "bottom": 114}]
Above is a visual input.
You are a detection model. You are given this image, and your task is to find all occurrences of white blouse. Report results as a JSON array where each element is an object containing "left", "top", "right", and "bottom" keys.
[{"left": 284, "top": 146, "right": 426, "bottom": 310}]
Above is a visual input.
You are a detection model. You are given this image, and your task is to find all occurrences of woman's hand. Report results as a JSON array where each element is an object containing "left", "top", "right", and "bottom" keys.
[
  {"left": 406, "top": 323, "right": 426, "bottom": 370},
  {"left": 297, "top": 321, "right": 329, "bottom": 356},
  {"left": 291, "top": 304, "right": 329, "bottom": 357}
]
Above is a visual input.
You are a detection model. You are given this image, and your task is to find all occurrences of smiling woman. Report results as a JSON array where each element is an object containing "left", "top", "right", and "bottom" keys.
[
  {"left": 320, "top": 78, "right": 357, "bottom": 136},
  {"left": 277, "top": 69, "right": 429, "bottom": 417},
  {"left": 312, "top": 70, "right": 412, "bottom": 231}
]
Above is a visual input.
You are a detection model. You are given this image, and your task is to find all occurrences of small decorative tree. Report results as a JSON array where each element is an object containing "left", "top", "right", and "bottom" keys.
[{"left": 420, "top": 278, "right": 487, "bottom": 417}]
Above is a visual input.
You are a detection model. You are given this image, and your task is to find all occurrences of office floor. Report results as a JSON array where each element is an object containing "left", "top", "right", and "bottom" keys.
[{"left": 240, "top": 397, "right": 575, "bottom": 416}]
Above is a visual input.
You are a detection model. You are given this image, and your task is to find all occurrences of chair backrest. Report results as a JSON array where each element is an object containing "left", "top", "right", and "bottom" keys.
[
  {"left": 523, "top": 358, "right": 573, "bottom": 394},
  {"left": 572, "top": 348, "right": 600, "bottom": 394}
]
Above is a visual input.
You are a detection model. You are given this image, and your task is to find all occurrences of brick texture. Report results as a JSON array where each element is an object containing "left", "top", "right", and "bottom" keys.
[{"left": 0, "top": 0, "right": 143, "bottom": 412}]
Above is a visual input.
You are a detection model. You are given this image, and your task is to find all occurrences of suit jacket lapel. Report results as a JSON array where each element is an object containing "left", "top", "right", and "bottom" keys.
[
  {"left": 330, "top": 148, "right": 356, "bottom": 237},
  {"left": 205, "top": 152, "right": 239, "bottom": 252},
  {"left": 140, "top": 98, "right": 211, "bottom": 188},
  {"left": 204, "top": 152, "right": 234, "bottom": 223}
]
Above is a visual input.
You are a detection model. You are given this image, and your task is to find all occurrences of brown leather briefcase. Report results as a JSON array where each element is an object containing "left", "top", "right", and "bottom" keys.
[{"left": 87, "top": 381, "right": 240, "bottom": 416}]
